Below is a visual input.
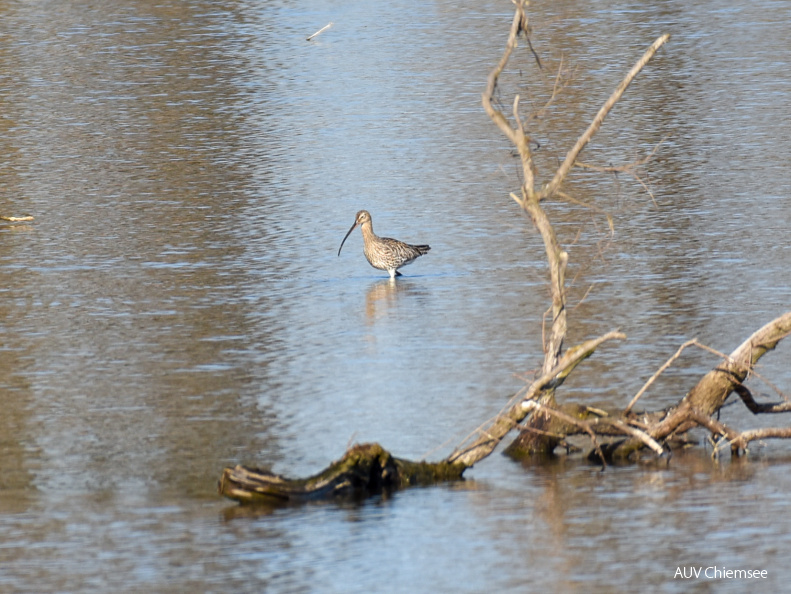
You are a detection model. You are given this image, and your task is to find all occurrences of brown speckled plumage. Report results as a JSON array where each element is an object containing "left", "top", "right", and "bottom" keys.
[{"left": 338, "top": 210, "right": 430, "bottom": 278}]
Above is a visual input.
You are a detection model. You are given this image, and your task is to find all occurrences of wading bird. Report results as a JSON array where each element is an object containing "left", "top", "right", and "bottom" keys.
[{"left": 337, "top": 210, "right": 430, "bottom": 278}]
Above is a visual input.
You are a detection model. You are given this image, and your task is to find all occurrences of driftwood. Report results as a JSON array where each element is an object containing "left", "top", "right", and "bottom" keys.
[
  {"left": 306, "top": 22, "right": 333, "bottom": 42},
  {"left": 0, "top": 215, "right": 34, "bottom": 222},
  {"left": 219, "top": 1, "right": 791, "bottom": 505},
  {"left": 609, "top": 311, "right": 791, "bottom": 459},
  {"left": 219, "top": 443, "right": 464, "bottom": 505}
]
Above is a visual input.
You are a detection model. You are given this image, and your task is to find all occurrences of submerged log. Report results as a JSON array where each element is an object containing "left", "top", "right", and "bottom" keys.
[
  {"left": 504, "top": 403, "right": 596, "bottom": 458},
  {"left": 219, "top": 443, "right": 465, "bottom": 505}
]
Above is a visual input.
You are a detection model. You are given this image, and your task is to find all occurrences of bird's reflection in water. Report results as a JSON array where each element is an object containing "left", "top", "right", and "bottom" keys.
[{"left": 364, "top": 277, "right": 426, "bottom": 324}]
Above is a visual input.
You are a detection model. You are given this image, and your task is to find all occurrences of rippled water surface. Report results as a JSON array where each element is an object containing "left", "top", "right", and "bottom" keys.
[{"left": 2, "top": 0, "right": 791, "bottom": 591}]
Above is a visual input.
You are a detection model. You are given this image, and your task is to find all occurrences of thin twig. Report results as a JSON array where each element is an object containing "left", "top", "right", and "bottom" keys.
[
  {"left": 525, "top": 32, "right": 542, "bottom": 71},
  {"left": 688, "top": 338, "right": 786, "bottom": 395},
  {"left": 555, "top": 189, "right": 615, "bottom": 233},
  {"left": 542, "top": 34, "right": 670, "bottom": 200},
  {"left": 575, "top": 134, "right": 670, "bottom": 174},
  {"left": 625, "top": 339, "right": 696, "bottom": 414},
  {"left": 632, "top": 171, "right": 658, "bottom": 207},
  {"left": 529, "top": 55, "right": 573, "bottom": 123},
  {"left": 691, "top": 340, "right": 743, "bottom": 367},
  {"left": 571, "top": 283, "right": 596, "bottom": 312},
  {"left": 574, "top": 135, "right": 669, "bottom": 208}
]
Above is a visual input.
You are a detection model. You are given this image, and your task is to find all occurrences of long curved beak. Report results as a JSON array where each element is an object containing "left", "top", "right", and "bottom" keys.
[{"left": 337, "top": 221, "right": 358, "bottom": 256}]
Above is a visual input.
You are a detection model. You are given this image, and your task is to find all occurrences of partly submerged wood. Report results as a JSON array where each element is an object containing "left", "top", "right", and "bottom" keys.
[
  {"left": 609, "top": 311, "right": 791, "bottom": 459},
  {"left": 0, "top": 214, "right": 34, "bottom": 221},
  {"left": 219, "top": 312, "right": 791, "bottom": 505},
  {"left": 219, "top": 443, "right": 465, "bottom": 505}
]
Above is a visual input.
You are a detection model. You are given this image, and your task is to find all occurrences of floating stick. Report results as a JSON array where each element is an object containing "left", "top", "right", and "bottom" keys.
[{"left": 307, "top": 22, "right": 333, "bottom": 41}]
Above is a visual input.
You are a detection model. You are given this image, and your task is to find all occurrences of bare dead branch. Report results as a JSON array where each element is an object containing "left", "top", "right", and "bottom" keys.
[
  {"left": 687, "top": 409, "right": 791, "bottom": 456},
  {"left": 686, "top": 409, "right": 739, "bottom": 442},
  {"left": 574, "top": 135, "right": 668, "bottom": 207},
  {"left": 482, "top": 4, "right": 527, "bottom": 148},
  {"left": 555, "top": 189, "right": 615, "bottom": 232},
  {"left": 483, "top": 2, "right": 573, "bottom": 377},
  {"left": 523, "top": 401, "right": 665, "bottom": 459},
  {"left": 625, "top": 339, "right": 698, "bottom": 414},
  {"left": 528, "top": 55, "right": 572, "bottom": 123},
  {"left": 542, "top": 34, "right": 670, "bottom": 200},
  {"left": 626, "top": 327, "right": 791, "bottom": 417},
  {"left": 575, "top": 134, "right": 669, "bottom": 175},
  {"left": 734, "top": 384, "right": 791, "bottom": 414},
  {"left": 447, "top": 330, "right": 626, "bottom": 467},
  {"left": 631, "top": 171, "right": 659, "bottom": 207},
  {"left": 733, "top": 427, "right": 791, "bottom": 451},
  {"left": 607, "top": 419, "right": 665, "bottom": 455},
  {"left": 606, "top": 313, "right": 791, "bottom": 460},
  {"left": 686, "top": 312, "right": 791, "bottom": 415},
  {"left": 524, "top": 29, "right": 542, "bottom": 71},
  {"left": 518, "top": 34, "right": 666, "bottom": 382},
  {"left": 522, "top": 330, "right": 627, "bottom": 404}
]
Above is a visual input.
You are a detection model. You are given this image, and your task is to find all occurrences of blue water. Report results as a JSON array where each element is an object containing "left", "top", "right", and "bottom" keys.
[{"left": 1, "top": 0, "right": 790, "bottom": 591}]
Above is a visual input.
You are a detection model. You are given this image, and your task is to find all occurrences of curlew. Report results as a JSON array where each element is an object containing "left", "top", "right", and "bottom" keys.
[{"left": 337, "top": 210, "right": 430, "bottom": 278}]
